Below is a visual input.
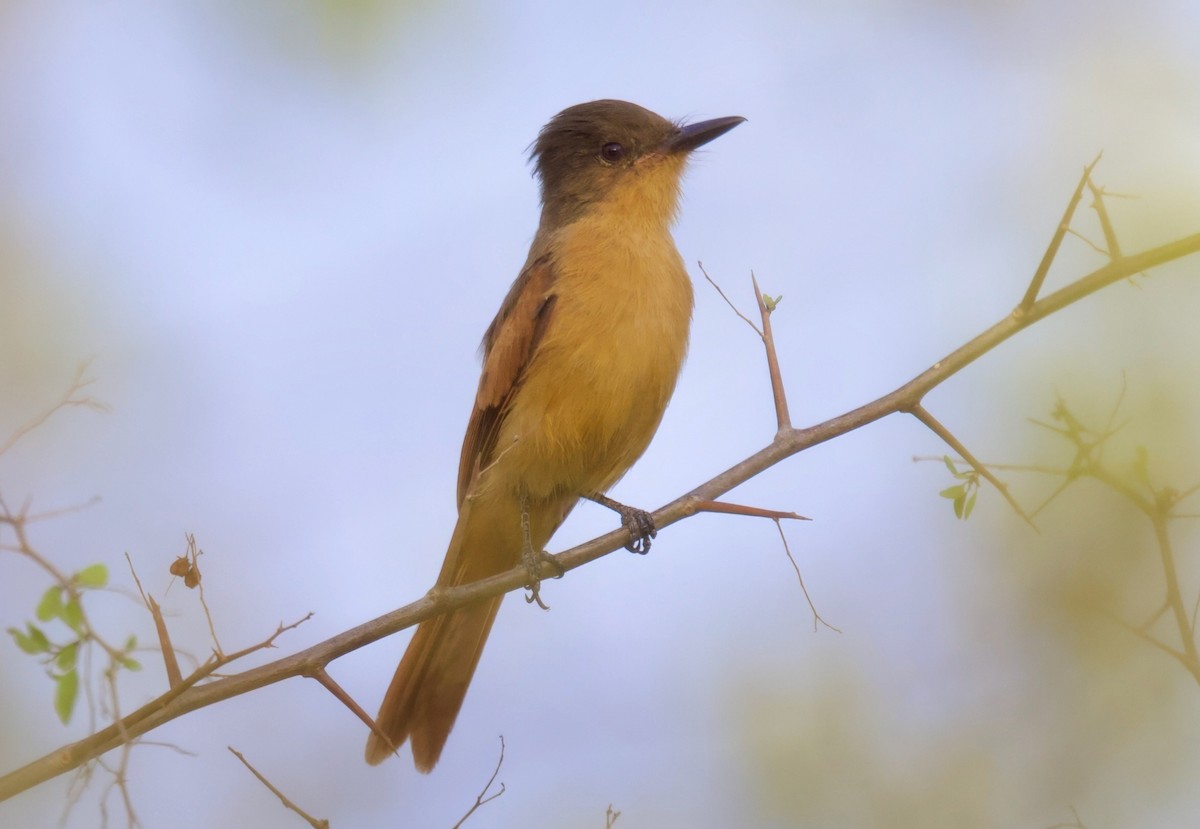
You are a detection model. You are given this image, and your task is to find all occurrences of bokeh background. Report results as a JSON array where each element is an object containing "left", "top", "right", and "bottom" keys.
[{"left": 3, "top": 1, "right": 1200, "bottom": 827}]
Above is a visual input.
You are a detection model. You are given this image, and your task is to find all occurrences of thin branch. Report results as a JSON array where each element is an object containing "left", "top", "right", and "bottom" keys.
[
  {"left": 1147, "top": 512, "right": 1200, "bottom": 682},
  {"left": 1174, "top": 480, "right": 1200, "bottom": 506},
  {"left": 773, "top": 519, "right": 840, "bottom": 633},
  {"left": 1065, "top": 227, "right": 1111, "bottom": 257},
  {"left": 1019, "top": 153, "right": 1103, "bottom": 310},
  {"left": 1138, "top": 598, "right": 1170, "bottom": 633},
  {"left": 692, "top": 500, "right": 808, "bottom": 521},
  {"left": 0, "top": 608, "right": 316, "bottom": 801},
  {"left": 15, "top": 496, "right": 103, "bottom": 525},
  {"left": 1106, "top": 611, "right": 1189, "bottom": 666},
  {"left": 126, "top": 553, "right": 183, "bottom": 689},
  {"left": 1088, "top": 177, "right": 1123, "bottom": 261},
  {"left": 311, "top": 668, "right": 382, "bottom": 745},
  {"left": 0, "top": 496, "right": 73, "bottom": 584},
  {"left": 148, "top": 596, "right": 182, "bottom": 689},
  {"left": 1028, "top": 476, "right": 1080, "bottom": 521},
  {"left": 229, "top": 747, "right": 329, "bottom": 829},
  {"left": 0, "top": 360, "right": 108, "bottom": 457},
  {"left": 1061, "top": 428, "right": 1200, "bottom": 684},
  {"left": 909, "top": 405, "right": 1035, "bottom": 528},
  {"left": 751, "top": 271, "right": 792, "bottom": 431},
  {"left": 450, "top": 736, "right": 506, "bottom": 829},
  {"left": 699, "top": 263, "right": 790, "bottom": 429},
  {"left": 698, "top": 262, "right": 762, "bottom": 336}
]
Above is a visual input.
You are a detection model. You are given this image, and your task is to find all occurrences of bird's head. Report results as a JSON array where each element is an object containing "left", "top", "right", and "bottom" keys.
[{"left": 531, "top": 99, "right": 744, "bottom": 228}]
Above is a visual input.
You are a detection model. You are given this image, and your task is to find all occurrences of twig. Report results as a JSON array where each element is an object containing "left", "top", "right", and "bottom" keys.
[
  {"left": 229, "top": 747, "right": 329, "bottom": 829},
  {"left": 699, "top": 263, "right": 791, "bottom": 431},
  {"left": 692, "top": 500, "right": 808, "bottom": 521},
  {"left": 1106, "top": 611, "right": 1187, "bottom": 665},
  {"left": 1174, "top": 481, "right": 1200, "bottom": 509},
  {"left": 773, "top": 519, "right": 840, "bottom": 633},
  {"left": 182, "top": 534, "right": 223, "bottom": 656},
  {"left": 1065, "top": 227, "right": 1110, "bottom": 257},
  {"left": 15, "top": 496, "right": 103, "bottom": 524},
  {"left": 751, "top": 271, "right": 792, "bottom": 431},
  {"left": 0, "top": 360, "right": 109, "bottom": 457},
  {"left": 311, "top": 668, "right": 385, "bottom": 747},
  {"left": 450, "top": 736, "right": 506, "bottom": 829},
  {"left": 1027, "top": 476, "right": 1078, "bottom": 521},
  {"left": 149, "top": 596, "right": 182, "bottom": 689},
  {"left": 1087, "top": 177, "right": 1123, "bottom": 261},
  {"left": 1029, "top": 397, "right": 1200, "bottom": 685},
  {"left": 698, "top": 262, "right": 762, "bottom": 336},
  {"left": 909, "top": 405, "right": 1035, "bottom": 528},
  {"left": 1147, "top": 511, "right": 1200, "bottom": 682},
  {"left": 1019, "top": 153, "right": 1103, "bottom": 310},
  {"left": 126, "top": 553, "right": 183, "bottom": 689}
]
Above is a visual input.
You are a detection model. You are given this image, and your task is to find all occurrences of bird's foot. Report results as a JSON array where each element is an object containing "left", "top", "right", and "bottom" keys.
[
  {"left": 522, "top": 546, "right": 564, "bottom": 610},
  {"left": 520, "top": 493, "right": 563, "bottom": 610},
  {"left": 586, "top": 493, "right": 657, "bottom": 555}
]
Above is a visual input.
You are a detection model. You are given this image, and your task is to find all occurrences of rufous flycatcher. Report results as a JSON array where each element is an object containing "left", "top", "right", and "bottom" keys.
[{"left": 366, "top": 99, "right": 743, "bottom": 770}]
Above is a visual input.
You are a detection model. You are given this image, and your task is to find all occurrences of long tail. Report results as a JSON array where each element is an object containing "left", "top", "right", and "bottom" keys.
[
  {"left": 364, "top": 590, "right": 503, "bottom": 769},
  {"left": 365, "top": 492, "right": 572, "bottom": 770}
]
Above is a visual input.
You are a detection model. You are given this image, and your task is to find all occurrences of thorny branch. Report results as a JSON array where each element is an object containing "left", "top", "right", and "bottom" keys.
[
  {"left": 1019, "top": 154, "right": 1103, "bottom": 310},
  {"left": 3, "top": 163, "right": 1200, "bottom": 803},
  {"left": 920, "top": 391, "right": 1200, "bottom": 687}
]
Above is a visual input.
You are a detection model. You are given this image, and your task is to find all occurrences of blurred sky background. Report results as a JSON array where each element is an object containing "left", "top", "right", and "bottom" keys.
[{"left": 3, "top": 1, "right": 1200, "bottom": 827}]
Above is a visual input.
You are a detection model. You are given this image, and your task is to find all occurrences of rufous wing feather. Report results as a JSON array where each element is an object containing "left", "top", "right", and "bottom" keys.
[{"left": 367, "top": 256, "right": 558, "bottom": 770}]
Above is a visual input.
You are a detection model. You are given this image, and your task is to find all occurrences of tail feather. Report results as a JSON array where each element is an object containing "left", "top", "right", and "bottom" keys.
[
  {"left": 366, "top": 491, "right": 573, "bottom": 769},
  {"left": 364, "top": 594, "right": 503, "bottom": 769}
]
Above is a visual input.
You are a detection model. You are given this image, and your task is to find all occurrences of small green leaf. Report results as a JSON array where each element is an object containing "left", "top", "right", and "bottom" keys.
[
  {"left": 952, "top": 494, "right": 965, "bottom": 519},
  {"left": 36, "top": 587, "right": 64, "bottom": 622},
  {"left": 124, "top": 635, "right": 138, "bottom": 651},
  {"left": 7, "top": 627, "right": 29, "bottom": 653},
  {"left": 75, "top": 564, "right": 108, "bottom": 589},
  {"left": 963, "top": 491, "right": 978, "bottom": 520},
  {"left": 55, "top": 641, "right": 79, "bottom": 671},
  {"left": 940, "top": 485, "right": 965, "bottom": 500},
  {"left": 119, "top": 656, "right": 142, "bottom": 672},
  {"left": 62, "top": 599, "right": 84, "bottom": 635},
  {"left": 762, "top": 293, "right": 783, "bottom": 312},
  {"left": 27, "top": 624, "right": 51, "bottom": 652},
  {"left": 9, "top": 624, "right": 51, "bottom": 655},
  {"left": 54, "top": 669, "right": 79, "bottom": 724},
  {"left": 942, "top": 455, "right": 958, "bottom": 475}
]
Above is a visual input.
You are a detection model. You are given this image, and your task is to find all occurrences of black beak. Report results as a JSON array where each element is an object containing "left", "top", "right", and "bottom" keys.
[{"left": 666, "top": 115, "right": 746, "bottom": 154}]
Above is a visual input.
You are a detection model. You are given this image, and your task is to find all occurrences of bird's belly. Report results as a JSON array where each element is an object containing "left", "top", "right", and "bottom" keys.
[{"left": 495, "top": 284, "right": 689, "bottom": 500}]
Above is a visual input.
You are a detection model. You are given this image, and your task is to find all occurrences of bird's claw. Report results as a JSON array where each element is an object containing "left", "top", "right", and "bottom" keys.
[
  {"left": 618, "top": 506, "right": 656, "bottom": 555},
  {"left": 522, "top": 547, "right": 563, "bottom": 610}
]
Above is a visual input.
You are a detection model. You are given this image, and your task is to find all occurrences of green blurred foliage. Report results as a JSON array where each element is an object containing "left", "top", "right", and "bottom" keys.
[{"left": 732, "top": 374, "right": 1200, "bottom": 826}]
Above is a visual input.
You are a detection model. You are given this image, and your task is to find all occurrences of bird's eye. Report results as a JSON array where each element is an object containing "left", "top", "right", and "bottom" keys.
[{"left": 600, "top": 142, "right": 626, "bottom": 163}]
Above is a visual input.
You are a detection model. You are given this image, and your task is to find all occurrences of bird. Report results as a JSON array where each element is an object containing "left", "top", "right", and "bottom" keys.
[{"left": 365, "top": 99, "right": 744, "bottom": 770}]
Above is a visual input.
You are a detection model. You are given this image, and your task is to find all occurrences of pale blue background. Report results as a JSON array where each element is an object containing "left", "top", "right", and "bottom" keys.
[{"left": 3, "top": 1, "right": 1200, "bottom": 827}]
